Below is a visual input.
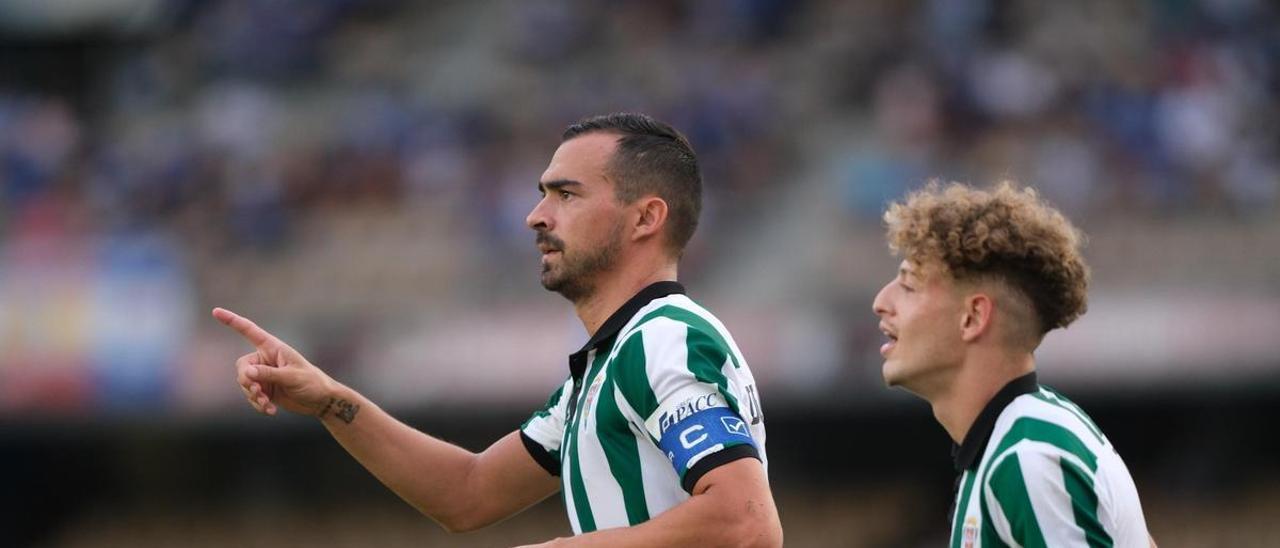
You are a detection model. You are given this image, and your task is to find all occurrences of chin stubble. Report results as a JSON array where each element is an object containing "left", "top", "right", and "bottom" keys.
[{"left": 537, "top": 223, "right": 623, "bottom": 303}]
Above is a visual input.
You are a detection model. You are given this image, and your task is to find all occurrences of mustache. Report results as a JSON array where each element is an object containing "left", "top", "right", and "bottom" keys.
[{"left": 535, "top": 232, "right": 565, "bottom": 251}]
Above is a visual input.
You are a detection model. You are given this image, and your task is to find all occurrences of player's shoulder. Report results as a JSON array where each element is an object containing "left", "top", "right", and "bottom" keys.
[
  {"left": 610, "top": 295, "right": 743, "bottom": 374},
  {"left": 987, "top": 386, "right": 1111, "bottom": 470},
  {"left": 626, "top": 294, "right": 730, "bottom": 341}
]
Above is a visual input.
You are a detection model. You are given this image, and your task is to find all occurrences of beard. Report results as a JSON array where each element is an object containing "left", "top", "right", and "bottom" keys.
[{"left": 537, "top": 221, "right": 624, "bottom": 303}]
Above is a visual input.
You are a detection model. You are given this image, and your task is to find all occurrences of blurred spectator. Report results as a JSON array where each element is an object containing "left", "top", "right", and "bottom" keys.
[{"left": 0, "top": 0, "right": 1277, "bottom": 412}]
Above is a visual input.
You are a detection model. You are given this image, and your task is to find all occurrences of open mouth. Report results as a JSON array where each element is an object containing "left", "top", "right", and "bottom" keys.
[{"left": 879, "top": 325, "right": 898, "bottom": 356}]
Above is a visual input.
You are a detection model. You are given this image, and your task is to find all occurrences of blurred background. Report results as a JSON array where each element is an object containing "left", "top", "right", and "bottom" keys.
[{"left": 2, "top": 0, "right": 1278, "bottom": 546}]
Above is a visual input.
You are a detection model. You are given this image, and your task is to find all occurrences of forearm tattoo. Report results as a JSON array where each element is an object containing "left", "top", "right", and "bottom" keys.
[{"left": 318, "top": 397, "right": 360, "bottom": 424}]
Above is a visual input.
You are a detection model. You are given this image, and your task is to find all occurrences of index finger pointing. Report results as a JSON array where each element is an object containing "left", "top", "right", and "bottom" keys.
[{"left": 212, "top": 307, "right": 279, "bottom": 349}]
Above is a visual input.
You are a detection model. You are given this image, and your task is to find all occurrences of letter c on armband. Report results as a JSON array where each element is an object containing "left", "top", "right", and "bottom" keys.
[{"left": 679, "top": 424, "right": 707, "bottom": 449}]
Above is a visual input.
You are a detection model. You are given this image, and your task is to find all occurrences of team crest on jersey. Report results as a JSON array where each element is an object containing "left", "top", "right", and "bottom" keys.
[
  {"left": 582, "top": 374, "right": 605, "bottom": 419},
  {"left": 962, "top": 516, "right": 978, "bottom": 548}
]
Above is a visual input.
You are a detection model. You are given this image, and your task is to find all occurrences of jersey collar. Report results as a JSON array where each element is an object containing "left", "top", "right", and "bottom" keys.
[
  {"left": 568, "top": 281, "right": 686, "bottom": 381},
  {"left": 952, "top": 371, "right": 1040, "bottom": 471}
]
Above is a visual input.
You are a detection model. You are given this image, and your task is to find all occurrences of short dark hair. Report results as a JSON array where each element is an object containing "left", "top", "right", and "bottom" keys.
[{"left": 562, "top": 112, "right": 702, "bottom": 257}]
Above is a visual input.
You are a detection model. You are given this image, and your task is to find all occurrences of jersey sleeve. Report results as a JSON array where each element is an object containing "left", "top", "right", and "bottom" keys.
[
  {"left": 520, "top": 377, "right": 573, "bottom": 476},
  {"left": 613, "top": 317, "right": 760, "bottom": 493},
  {"left": 982, "top": 443, "right": 1115, "bottom": 547}
]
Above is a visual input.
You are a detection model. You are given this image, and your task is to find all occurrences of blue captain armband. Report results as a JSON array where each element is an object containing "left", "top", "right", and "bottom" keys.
[{"left": 657, "top": 406, "right": 759, "bottom": 492}]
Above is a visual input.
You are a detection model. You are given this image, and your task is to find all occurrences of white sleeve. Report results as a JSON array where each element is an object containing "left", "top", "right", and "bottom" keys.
[{"left": 520, "top": 377, "right": 573, "bottom": 476}]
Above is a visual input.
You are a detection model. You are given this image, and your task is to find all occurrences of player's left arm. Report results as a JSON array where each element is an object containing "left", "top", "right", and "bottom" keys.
[{"left": 516, "top": 457, "right": 781, "bottom": 547}]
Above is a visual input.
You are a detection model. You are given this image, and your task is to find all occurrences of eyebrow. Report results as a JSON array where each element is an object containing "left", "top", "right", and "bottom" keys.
[{"left": 538, "top": 179, "right": 583, "bottom": 193}]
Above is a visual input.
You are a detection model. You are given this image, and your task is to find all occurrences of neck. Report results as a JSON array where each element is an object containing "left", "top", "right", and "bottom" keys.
[
  {"left": 575, "top": 259, "right": 678, "bottom": 336},
  {"left": 929, "top": 350, "right": 1035, "bottom": 444}
]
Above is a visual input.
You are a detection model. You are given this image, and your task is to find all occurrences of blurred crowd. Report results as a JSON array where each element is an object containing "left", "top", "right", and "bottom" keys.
[
  {"left": 828, "top": 1, "right": 1279, "bottom": 221},
  {"left": 1, "top": 0, "right": 1278, "bottom": 413},
  {"left": 3, "top": 0, "right": 1272, "bottom": 252},
  {"left": 2, "top": 0, "right": 793, "bottom": 268}
]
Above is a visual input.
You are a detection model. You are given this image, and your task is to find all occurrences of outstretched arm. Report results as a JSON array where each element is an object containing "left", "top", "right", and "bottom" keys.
[{"left": 213, "top": 307, "right": 560, "bottom": 532}]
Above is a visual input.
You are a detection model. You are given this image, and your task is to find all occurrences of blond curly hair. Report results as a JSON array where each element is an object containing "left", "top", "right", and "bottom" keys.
[{"left": 884, "top": 181, "right": 1090, "bottom": 336}]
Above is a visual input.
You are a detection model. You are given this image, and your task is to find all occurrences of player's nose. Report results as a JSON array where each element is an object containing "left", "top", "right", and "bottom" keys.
[
  {"left": 526, "top": 198, "right": 552, "bottom": 231},
  {"left": 872, "top": 281, "right": 892, "bottom": 317}
]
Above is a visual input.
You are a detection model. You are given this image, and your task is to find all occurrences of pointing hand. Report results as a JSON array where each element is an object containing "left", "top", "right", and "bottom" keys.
[{"left": 213, "top": 307, "right": 337, "bottom": 418}]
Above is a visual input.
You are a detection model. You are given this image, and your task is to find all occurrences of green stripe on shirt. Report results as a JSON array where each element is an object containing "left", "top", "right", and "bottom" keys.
[
  {"left": 991, "top": 417, "right": 1098, "bottom": 472},
  {"left": 565, "top": 349, "right": 610, "bottom": 532},
  {"left": 988, "top": 455, "right": 1048, "bottom": 547},
  {"left": 1062, "top": 458, "right": 1114, "bottom": 548},
  {"left": 614, "top": 333, "right": 660, "bottom": 426},
  {"left": 596, "top": 370, "right": 651, "bottom": 525}
]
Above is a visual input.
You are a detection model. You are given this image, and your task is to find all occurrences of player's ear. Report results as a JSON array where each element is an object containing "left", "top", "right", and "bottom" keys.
[
  {"left": 631, "top": 196, "right": 668, "bottom": 242},
  {"left": 960, "top": 292, "right": 994, "bottom": 343}
]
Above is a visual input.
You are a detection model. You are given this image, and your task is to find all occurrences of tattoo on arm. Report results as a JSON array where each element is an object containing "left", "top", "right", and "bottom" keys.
[
  {"left": 318, "top": 397, "right": 360, "bottom": 424},
  {"left": 334, "top": 399, "right": 360, "bottom": 423}
]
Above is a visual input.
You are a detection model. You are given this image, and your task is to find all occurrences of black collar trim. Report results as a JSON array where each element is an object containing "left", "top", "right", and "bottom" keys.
[
  {"left": 568, "top": 281, "right": 685, "bottom": 380},
  {"left": 952, "top": 371, "right": 1039, "bottom": 471}
]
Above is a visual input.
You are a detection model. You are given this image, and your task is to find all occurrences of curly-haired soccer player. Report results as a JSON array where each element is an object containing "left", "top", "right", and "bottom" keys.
[{"left": 872, "top": 182, "right": 1155, "bottom": 547}]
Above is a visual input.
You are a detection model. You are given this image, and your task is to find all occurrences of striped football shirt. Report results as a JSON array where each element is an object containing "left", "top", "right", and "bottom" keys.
[
  {"left": 520, "top": 281, "right": 767, "bottom": 534},
  {"left": 950, "top": 372, "right": 1150, "bottom": 547}
]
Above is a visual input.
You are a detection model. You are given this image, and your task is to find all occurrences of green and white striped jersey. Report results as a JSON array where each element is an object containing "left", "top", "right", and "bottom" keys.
[
  {"left": 950, "top": 373, "right": 1149, "bottom": 548},
  {"left": 520, "top": 282, "right": 767, "bottom": 534}
]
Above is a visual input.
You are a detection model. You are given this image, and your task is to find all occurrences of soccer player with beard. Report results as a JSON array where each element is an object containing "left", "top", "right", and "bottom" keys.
[
  {"left": 872, "top": 182, "right": 1155, "bottom": 547},
  {"left": 214, "top": 113, "right": 781, "bottom": 547}
]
